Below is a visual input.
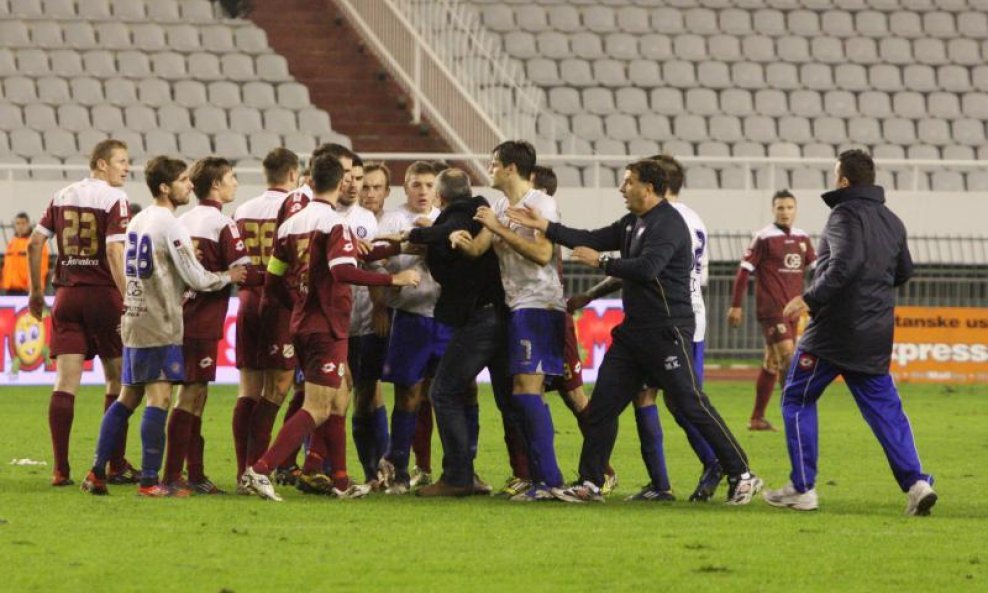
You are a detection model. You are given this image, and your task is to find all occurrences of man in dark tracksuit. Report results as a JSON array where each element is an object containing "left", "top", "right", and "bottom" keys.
[
  {"left": 384, "top": 168, "right": 514, "bottom": 496},
  {"left": 508, "top": 159, "right": 762, "bottom": 504},
  {"left": 765, "top": 150, "right": 937, "bottom": 515}
]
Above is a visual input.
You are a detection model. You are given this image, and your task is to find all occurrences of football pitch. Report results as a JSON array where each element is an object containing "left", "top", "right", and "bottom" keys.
[{"left": 0, "top": 381, "right": 985, "bottom": 593}]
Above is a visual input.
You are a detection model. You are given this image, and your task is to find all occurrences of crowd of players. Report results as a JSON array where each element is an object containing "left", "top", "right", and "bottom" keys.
[{"left": 28, "top": 137, "right": 936, "bottom": 513}]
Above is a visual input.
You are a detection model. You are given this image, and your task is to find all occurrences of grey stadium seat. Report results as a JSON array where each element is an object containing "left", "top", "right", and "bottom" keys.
[
  {"left": 883, "top": 118, "right": 917, "bottom": 145},
  {"left": 222, "top": 53, "right": 256, "bottom": 82},
  {"left": 615, "top": 87, "right": 649, "bottom": 115},
  {"left": 515, "top": 5, "right": 548, "bottom": 33},
  {"left": 158, "top": 104, "right": 192, "bottom": 133},
  {"left": 248, "top": 131, "right": 280, "bottom": 155},
  {"left": 572, "top": 32, "right": 605, "bottom": 59},
  {"left": 298, "top": 108, "right": 332, "bottom": 135},
  {"left": 44, "top": 129, "right": 77, "bottom": 158},
  {"left": 628, "top": 139, "right": 660, "bottom": 157},
  {"left": 942, "top": 145, "right": 975, "bottom": 161},
  {"left": 137, "top": 78, "right": 171, "bottom": 107},
  {"left": 848, "top": 116, "right": 882, "bottom": 145},
  {"left": 650, "top": 88, "right": 683, "bottom": 115},
  {"left": 504, "top": 32, "right": 537, "bottom": 59},
  {"left": 181, "top": 0, "right": 215, "bottom": 21},
  {"left": 537, "top": 32, "right": 570, "bottom": 60},
  {"left": 836, "top": 64, "right": 869, "bottom": 91},
  {"left": 778, "top": 116, "right": 813, "bottom": 144},
  {"left": 125, "top": 105, "right": 158, "bottom": 132},
  {"left": 482, "top": 4, "right": 515, "bottom": 32},
  {"left": 31, "top": 22, "right": 64, "bottom": 49},
  {"left": 189, "top": 53, "right": 223, "bottom": 80},
  {"left": 928, "top": 91, "right": 960, "bottom": 118},
  {"left": 82, "top": 51, "right": 116, "bottom": 78},
  {"left": 663, "top": 61, "right": 696, "bottom": 88},
  {"left": 800, "top": 63, "right": 833, "bottom": 90},
  {"left": 0, "top": 103, "right": 25, "bottom": 129},
  {"left": 639, "top": 113, "right": 671, "bottom": 139},
  {"left": 685, "top": 88, "right": 719, "bottom": 116},
  {"left": 235, "top": 28, "right": 270, "bottom": 53},
  {"left": 585, "top": 6, "right": 618, "bottom": 33},
  {"left": 527, "top": 59, "right": 559, "bottom": 85},
  {"left": 264, "top": 107, "right": 298, "bottom": 132},
  {"left": 686, "top": 166, "right": 719, "bottom": 189},
  {"left": 560, "top": 59, "right": 594, "bottom": 86},
  {"left": 179, "top": 131, "right": 212, "bottom": 158},
  {"left": 582, "top": 87, "right": 615, "bottom": 115},
  {"left": 788, "top": 10, "right": 820, "bottom": 36},
  {"left": 721, "top": 89, "right": 754, "bottom": 116},
  {"left": 856, "top": 11, "right": 888, "bottom": 37},
  {"left": 604, "top": 33, "right": 639, "bottom": 60},
  {"left": 893, "top": 91, "right": 925, "bottom": 118},
  {"left": 214, "top": 81, "right": 246, "bottom": 108},
  {"left": 957, "top": 11, "right": 988, "bottom": 37},
  {"left": 858, "top": 91, "right": 891, "bottom": 118},
  {"left": 0, "top": 50, "right": 16, "bottom": 77},
  {"left": 11, "top": 129, "right": 45, "bottom": 157},
  {"left": 951, "top": 118, "right": 986, "bottom": 146},
  {"left": 113, "top": 130, "right": 144, "bottom": 157},
  {"left": 792, "top": 169, "right": 825, "bottom": 189},
  {"left": 96, "top": 22, "right": 132, "bottom": 50},
  {"left": 709, "top": 115, "right": 743, "bottom": 142},
  {"left": 923, "top": 11, "right": 957, "bottom": 38},
  {"left": 131, "top": 23, "right": 167, "bottom": 52},
  {"left": 11, "top": 0, "right": 44, "bottom": 17},
  {"left": 674, "top": 114, "right": 707, "bottom": 142},
  {"left": 811, "top": 37, "right": 844, "bottom": 64},
  {"left": 92, "top": 104, "right": 124, "bottom": 132},
  {"left": 962, "top": 92, "right": 988, "bottom": 119},
  {"left": 152, "top": 52, "right": 187, "bottom": 80},
  {"left": 175, "top": 80, "right": 208, "bottom": 107},
  {"left": 937, "top": 65, "right": 970, "bottom": 92},
  {"left": 742, "top": 35, "right": 775, "bottom": 62},
  {"left": 719, "top": 8, "right": 752, "bottom": 35},
  {"left": 4, "top": 77, "right": 38, "bottom": 104},
  {"left": 256, "top": 54, "right": 292, "bottom": 82},
  {"left": 685, "top": 8, "right": 719, "bottom": 35},
  {"left": 617, "top": 6, "right": 652, "bottom": 34},
  {"left": 917, "top": 119, "right": 952, "bottom": 145},
  {"left": 57, "top": 104, "right": 91, "bottom": 132},
  {"left": 605, "top": 113, "right": 639, "bottom": 140},
  {"left": 278, "top": 82, "right": 310, "bottom": 109},
  {"left": 789, "top": 90, "right": 822, "bottom": 117},
  {"left": 650, "top": 8, "right": 684, "bottom": 35},
  {"left": 214, "top": 132, "right": 250, "bottom": 160},
  {"left": 744, "top": 115, "right": 778, "bottom": 143},
  {"left": 105, "top": 78, "right": 138, "bottom": 105},
  {"left": 639, "top": 34, "right": 672, "bottom": 61},
  {"left": 674, "top": 34, "right": 707, "bottom": 61},
  {"left": 628, "top": 59, "right": 662, "bottom": 86},
  {"left": 947, "top": 39, "right": 981, "bottom": 66},
  {"left": 931, "top": 170, "right": 965, "bottom": 192},
  {"left": 147, "top": 0, "right": 181, "bottom": 22},
  {"left": 549, "top": 88, "right": 581, "bottom": 115},
  {"left": 193, "top": 105, "right": 228, "bottom": 134},
  {"left": 824, "top": 90, "right": 857, "bottom": 117},
  {"left": 913, "top": 38, "right": 947, "bottom": 66},
  {"left": 24, "top": 104, "right": 57, "bottom": 130},
  {"left": 0, "top": 21, "right": 31, "bottom": 47},
  {"left": 765, "top": 63, "right": 800, "bottom": 90},
  {"left": 593, "top": 139, "right": 627, "bottom": 157},
  {"left": 201, "top": 26, "right": 235, "bottom": 53},
  {"left": 30, "top": 155, "right": 68, "bottom": 181},
  {"left": 845, "top": 38, "right": 880, "bottom": 65},
  {"left": 879, "top": 38, "right": 912, "bottom": 66},
  {"left": 870, "top": 64, "right": 904, "bottom": 92},
  {"left": 697, "top": 62, "right": 731, "bottom": 89},
  {"left": 37, "top": 77, "right": 70, "bottom": 104},
  {"left": 698, "top": 141, "right": 730, "bottom": 157},
  {"left": 890, "top": 11, "right": 924, "bottom": 38},
  {"left": 50, "top": 50, "right": 83, "bottom": 77},
  {"left": 753, "top": 9, "right": 786, "bottom": 36},
  {"left": 230, "top": 106, "right": 264, "bottom": 133},
  {"left": 112, "top": 0, "right": 145, "bottom": 19},
  {"left": 16, "top": 49, "right": 49, "bottom": 77},
  {"left": 708, "top": 35, "right": 741, "bottom": 62},
  {"left": 904, "top": 65, "right": 938, "bottom": 92},
  {"left": 732, "top": 62, "right": 764, "bottom": 90},
  {"left": 118, "top": 51, "right": 152, "bottom": 78},
  {"left": 78, "top": 0, "right": 112, "bottom": 19},
  {"left": 573, "top": 114, "right": 605, "bottom": 140},
  {"left": 767, "top": 142, "right": 801, "bottom": 158},
  {"left": 553, "top": 166, "right": 582, "bottom": 188},
  {"left": 167, "top": 25, "right": 201, "bottom": 52},
  {"left": 283, "top": 131, "right": 316, "bottom": 154}
]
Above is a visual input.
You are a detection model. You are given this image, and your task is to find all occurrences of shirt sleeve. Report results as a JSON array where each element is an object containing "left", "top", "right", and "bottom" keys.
[
  {"left": 35, "top": 199, "right": 56, "bottom": 238},
  {"left": 220, "top": 221, "right": 251, "bottom": 268},
  {"left": 739, "top": 233, "right": 762, "bottom": 272},
  {"left": 167, "top": 221, "right": 230, "bottom": 292},
  {"left": 545, "top": 218, "right": 625, "bottom": 252},
  {"left": 326, "top": 223, "right": 359, "bottom": 270},
  {"left": 105, "top": 197, "right": 130, "bottom": 243},
  {"left": 804, "top": 237, "right": 818, "bottom": 269}
]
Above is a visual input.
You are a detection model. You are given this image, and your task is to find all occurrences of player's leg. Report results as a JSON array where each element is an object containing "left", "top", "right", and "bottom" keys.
[
  {"left": 83, "top": 383, "right": 145, "bottom": 495},
  {"left": 274, "top": 373, "right": 306, "bottom": 483},
  {"left": 248, "top": 368, "right": 294, "bottom": 466},
  {"left": 232, "top": 288, "right": 268, "bottom": 480},
  {"left": 186, "top": 387, "right": 213, "bottom": 490},
  {"left": 163, "top": 381, "right": 202, "bottom": 489},
  {"left": 411, "top": 320, "right": 452, "bottom": 487},
  {"left": 138, "top": 380, "right": 185, "bottom": 497},
  {"left": 49, "top": 353, "right": 84, "bottom": 485},
  {"left": 627, "top": 387, "right": 673, "bottom": 500},
  {"left": 320, "top": 382, "right": 369, "bottom": 498},
  {"left": 842, "top": 371, "right": 936, "bottom": 515},
  {"left": 233, "top": 369, "right": 262, "bottom": 480},
  {"left": 100, "top": 356, "right": 138, "bottom": 482}
]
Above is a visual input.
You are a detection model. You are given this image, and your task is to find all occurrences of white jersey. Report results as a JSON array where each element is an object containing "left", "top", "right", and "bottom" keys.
[
  {"left": 377, "top": 203, "right": 441, "bottom": 317},
  {"left": 122, "top": 205, "right": 231, "bottom": 348},
  {"left": 338, "top": 203, "right": 380, "bottom": 335},
  {"left": 491, "top": 189, "right": 565, "bottom": 312},
  {"left": 671, "top": 201, "right": 709, "bottom": 342}
]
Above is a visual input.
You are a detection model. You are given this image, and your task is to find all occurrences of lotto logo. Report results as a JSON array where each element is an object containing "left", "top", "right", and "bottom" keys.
[
  {"left": 199, "top": 357, "right": 214, "bottom": 369},
  {"left": 784, "top": 253, "right": 803, "bottom": 269},
  {"left": 777, "top": 323, "right": 788, "bottom": 335},
  {"left": 664, "top": 355, "right": 680, "bottom": 370},
  {"left": 799, "top": 354, "right": 816, "bottom": 369},
  {"left": 321, "top": 362, "right": 336, "bottom": 374},
  {"left": 283, "top": 344, "right": 295, "bottom": 358}
]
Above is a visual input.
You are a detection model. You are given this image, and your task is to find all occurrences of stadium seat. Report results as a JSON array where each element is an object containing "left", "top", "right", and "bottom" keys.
[
  {"left": 685, "top": 88, "right": 719, "bottom": 116},
  {"left": 181, "top": 0, "right": 214, "bottom": 21},
  {"left": 158, "top": 104, "right": 192, "bottom": 133},
  {"left": 698, "top": 141, "right": 730, "bottom": 157},
  {"left": 719, "top": 8, "right": 752, "bottom": 35},
  {"left": 174, "top": 80, "right": 207, "bottom": 108},
  {"left": 147, "top": 0, "right": 181, "bottom": 22},
  {"left": 277, "top": 83, "right": 310, "bottom": 110},
  {"left": 81, "top": 50, "right": 115, "bottom": 78},
  {"left": 105, "top": 77, "right": 138, "bottom": 106},
  {"left": 708, "top": 35, "right": 741, "bottom": 62},
  {"left": 178, "top": 131, "right": 211, "bottom": 158},
  {"left": 256, "top": 54, "right": 292, "bottom": 82},
  {"left": 951, "top": 118, "right": 986, "bottom": 146},
  {"left": 593, "top": 59, "right": 627, "bottom": 87},
  {"left": 742, "top": 35, "right": 775, "bottom": 62},
  {"left": 44, "top": 129, "right": 76, "bottom": 158},
  {"left": 151, "top": 52, "right": 187, "bottom": 80},
  {"left": 31, "top": 22, "right": 64, "bottom": 49},
  {"left": 118, "top": 51, "right": 152, "bottom": 78},
  {"left": 870, "top": 64, "right": 904, "bottom": 91},
  {"left": 263, "top": 107, "right": 298, "bottom": 133},
  {"left": 212, "top": 81, "right": 245, "bottom": 108},
  {"left": 858, "top": 90, "right": 891, "bottom": 118},
  {"left": 765, "top": 63, "right": 800, "bottom": 90},
  {"left": 188, "top": 53, "right": 223, "bottom": 80},
  {"left": 77, "top": 0, "right": 112, "bottom": 19},
  {"left": 572, "top": 33, "right": 604, "bottom": 60},
  {"left": 536, "top": 32, "right": 570, "bottom": 59},
  {"left": 604, "top": 33, "right": 639, "bottom": 60},
  {"left": 616, "top": 6, "right": 652, "bottom": 34},
  {"left": 222, "top": 53, "right": 256, "bottom": 82},
  {"left": 56, "top": 104, "right": 90, "bottom": 133},
  {"left": 0, "top": 50, "right": 16, "bottom": 77},
  {"left": 298, "top": 108, "right": 332, "bottom": 135},
  {"left": 604, "top": 113, "right": 638, "bottom": 140},
  {"left": 229, "top": 106, "right": 264, "bottom": 133},
  {"left": 143, "top": 131, "right": 180, "bottom": 159},
  {"left": 200, "top": 26, "right": 235, "bottom": 53},
  {"left": 248, "top": 131, "right": 280, "bottom": 155},
  {"left": 11, "top": 129, "right": 44, "bottom": 157},
  {"left": 124, "top": 104, "right": 157, "bottom": 132},
  {"left": 11, "top": 0, "right": 43, "bottom": 17},
  {"left": 628, "top": 59, "right": 662, "bottom": 86},
  {"left": 167, "top": 25, "right": 201, "bottom": 52},
  {"left": 50, "top": 50, "right": 82, "bottom": 77},
  {"left": 235, "top": 27, "right": 270, "bottom": 54},
  {"left": 721, "top": 88, "right": 754, "bottom": 116},
  {"left": 30, "top": 155, "right": 68, "bottom": 181},
  {"left": 560, "top": 59, "right": 594, "bottom": 86},
  {"left": 16, "top": 49, "right": 49, "bottom": 77},
  {"left": 111, "top": 0, "right": 145, "bottom": 19},
  {"left": 24, "top": 104, "right": 56, "bottom": 130},
  {"left": 0, "top": 21, "right": 31, "bottom": 48},
  {"left": 95, "top": 22, "right": 132, "bottom": 50},
  {"left": 650, "top": 8, "right": 684, "bottom": 35},
  {"left": 639, "top": 113, "right": 672, "bottom": 139},
  {"left": 36, "top": 77, "right": 70, "bottom": 105},
  {"left": 192, "top": 105, "right": 228, "bottom": 135},
  {"left": 4, "top": 77, "right": 37, "bottom": 104},
  {"left": 572, "top": 113, "right": 605, "bottom": 140},
  {"left": 824, "top": 90, "right": 857, "bottom": 117},
  {"left": 942, "top": 145, "right": 975, "bottom": 160},
  {"left": 132, "top": 23, "right": 167, "bottom": 52},
  {"left": 928, "top": 91, "right": 960, "bottom": 118},
  {"left": 137, "top": 78, "right": 172, "bottom": 107},
  {"left": 92, "top": 104, "right": 124, "bottom": 132}
]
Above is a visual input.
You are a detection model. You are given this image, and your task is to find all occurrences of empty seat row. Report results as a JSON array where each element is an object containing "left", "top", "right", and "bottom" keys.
[
  {"left": 0, "top": 0, "right": 218, "bottom": 22},
  {"left": 2, "top": 77, "right": 312, "bottom": 109},
  {"left": 0, "top": 20, "right": 270, "bottom": 53},
  {"left": 468, "top": 0, "right": 981, "bottom": 10},
  {"left": 476, "top": 4, "right": 988, "bottom": 38}
]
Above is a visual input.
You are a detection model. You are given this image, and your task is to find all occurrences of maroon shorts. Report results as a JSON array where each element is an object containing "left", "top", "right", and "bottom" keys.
[
  {"left": 50, "top": 285, "right": 123, "bottom": 360},
  {"left": 183, "top": 338, "right": 219, "bottom": 383},
  {"left": 236, "top": 290, "right": 296, "bottom": 371},
  {"left": 548, "top": 313, "right": 584, "bottom": 394},
  {"left": 295, "top": 332, "right": 348, "bottom": 389},
  {"left": 761, "top": 317, "right": 797, "bottom": 346}
]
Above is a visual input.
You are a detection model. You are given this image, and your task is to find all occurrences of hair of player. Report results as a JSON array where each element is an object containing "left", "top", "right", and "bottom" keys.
[
  {"left": 649, "top": 154, "right": 685, "bottom": 195},
  {"left": 435, "top": 168, "right": 472, "bottom": 203},
  {"left": 626, "top": 159, "right": 669, "bottom": 197},
  {"left": 351, "top": 154, "right": 364, "bottom": 168},
  {"left": 530, "top": 165, "right": 558, "bottom": 196},
  {"left": 404, "top": 160, "right": 437, "bottom": 184},
  {"left": 363, "top": 162, "right": 391, "bottom": 186},
  {"left": 492, "top": 140, "right": 537, "bottom": 178},
  {"left": 837, "top": 149, "right": 876, "bottom": 187},
  {"left": 431, "top": 160, "right": 451, "bottom": 174},
  {"left": 262, "top": 147, "right": 300, "bottom": 186},
  {"left": 772, "top": 189, "right": 796, "bottom": 203},
  {"left": 144, "top": 156, "right": 188, "bottom": 197},
  {"left": 189, "top": 156, "right": 233, "bottom": 200},
  {"left": 310, "top": 154, "right": 345, "bottom": 194},
  {"left": 312, "top": 142, "right": 355, "bottom": 163},
  {"left": 89, "top": 139, "right": 127, "bottom": 170},
  {"left": 14, "top": 211, "right": 29, "bottom": 221}
]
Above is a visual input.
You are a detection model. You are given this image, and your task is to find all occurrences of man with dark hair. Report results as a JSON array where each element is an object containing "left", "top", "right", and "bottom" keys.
[
  {"left": 83, "top": 156, "right": 245, "bottom": 496},
  {"left": 529, "top": 165, "right": 557, "bottom": 199},
  {"left": 31, "top": 139, "right": 134, "bottom": 487},
  {"left": 3, "top": 212, "right": 48, "bottom": 296},
  {"left": 728, "top": 189, "right": 816, "bottom": 431},
  {"left": 240, "top": 155, "right": 421, "bottom": 501},
  {"left": 764, "top": 150, "right": 936, "bottom": 515},
  {"left": 508, "top": 159, "right": 762, "bottom": 504},
  {"left": 160, "top": 157, "right": 251, "bottom": 494}
]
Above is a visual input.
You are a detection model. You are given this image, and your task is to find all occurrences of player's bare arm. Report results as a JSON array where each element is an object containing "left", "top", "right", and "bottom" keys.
[
  {"left": 449, "top": 228, "right": 492, "bottom": 258},
  {"left": 568, "top": 276, "right": 622, "bottom": 312},
  {"left": 27, "top": 230, "right": 48, "bottom": 320},
  {"left": 475, "top": 205, "right": 552, "bottom": 266},
  {"left": 106, "top": 240, "right": 127, "bottom": 299}
]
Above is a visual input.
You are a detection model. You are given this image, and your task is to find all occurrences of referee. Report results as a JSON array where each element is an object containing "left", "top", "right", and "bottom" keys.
[{"left": 507, "top": 159, "right": 762, "bottom": 504}]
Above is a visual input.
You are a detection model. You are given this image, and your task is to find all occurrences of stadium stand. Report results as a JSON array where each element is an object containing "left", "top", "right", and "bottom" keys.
[
  {"left": 0, "top": 0, "right": 350, "bottom": 179},
  {"left": 463, "top": 0, "right": 988, "bottom": 189}
]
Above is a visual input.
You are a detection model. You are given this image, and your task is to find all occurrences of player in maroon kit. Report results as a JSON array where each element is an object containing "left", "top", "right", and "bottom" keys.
[
  {"left": 240, "top": 154, "right": 420, "bottom": 501},
  {"left": 161, "top": 157, "right": 251, "bottom": 494},
  {"left": 29, "top": 139, "right": 137, "bottom": 486},
  {"left": 728, "top": 190, "right": 816, "bottom": 431}
]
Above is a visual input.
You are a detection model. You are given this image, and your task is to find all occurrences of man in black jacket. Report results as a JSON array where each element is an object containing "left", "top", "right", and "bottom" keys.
[
  {"left": 507, "top": 159, "right": 762, "bottom": 504},
  {"left": 384, "top": 168, "right": 515, "bottom": 496},
  {"left": 764, "top": 149, "right": 936, "bottom": 515}
]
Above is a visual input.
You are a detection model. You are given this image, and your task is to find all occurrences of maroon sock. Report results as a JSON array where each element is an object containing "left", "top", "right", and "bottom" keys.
[
  {"left": 247, "top": 399, "right": 281, "bottom": 466},
  {"left": 186, "top": 415, "right": 205, "bottom": 482},
  {"left": 278, "top": 388, "right": 306, "bottom": 470},
  {"left": 49, "top": 391, "right": 75, "bottom": 476},
  {"left": 254, "top": 410, "right": 317, "bottom": 476},
  {"left": 302, "top": 423, "right": 328, "bottom": 475},
  {"left": 232, "top": 397, "right": 258, "bottom": 479},
  {"left": 325, "top": 414, "right": 349, "bottom": 489},
  {"left": 163, "top": 409, "right": 195, "bottom": 483},
  {"left": 412, "top": 400, "right": 433, "bottom": 472},
  {"left": 752, "top": 368, "right": 778, "bottom": 420},
  {"left": 503, "top": 420, "right": 530, "bottom": 480}
]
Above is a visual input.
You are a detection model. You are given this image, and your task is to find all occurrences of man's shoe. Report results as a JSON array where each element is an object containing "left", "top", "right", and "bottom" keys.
[
  {"left": 51, "top": 471, "right": 74, "bottom": 487},
  {"left": 409, "top": 465, "right": 433, "bottom": 488},
  {"left": 137, "top": 483, "right": 171, "bottom": 498},
  {"left": 472, "top": 473, "right": 493, "bottom": 496},
  {"left": 905, "top": 480, "right": 937, "bottom": 516},
  {"left": 601, "top": 472, "right": 619, "bottom": 496},
  {"left": 332, "top": 480, "right": 372, "bottom": 499},
  {"left": 240, "top": 467, "right": 283, "bottom": 502},
  {"left": 164, "top": 480, "right": 194, "bottom": 498},
  {"left": 509, "top": 483, "right": 560, "bottom": 502},
  {"left": 296, "top": 472, "right": 334, "bottom": 495},
  {"left": 499, "top": 476, "right": 531, "bottom": 497},
  {"left": 417, "top": 479, "right": 474, "bottom": 498},
  {"left": 273, "top": 465, "right": 302, "bottom": 486},
  {"left": 763, "top": 482, "right": 819, "bottom": 511},
  {"left": 726, "top": 473, "right": 763, "bottom": 505},
  {"left": 107, "top": 462, "right": 141, "bottom": 484},
  {"left": 376, "top": 458, "right": 395, "bottom": 490},
  {"left": 553, "top": 481, "right": 604, "bottom": 503},
  {"left": 188, "top": 477, "right": 225, "bottom": 495},
  {"left": 384, "top": 478, "right": 411, "bottom": 495},
  {"left": 747, "top": 418, "right": 778, "bottom": 432},
  {"left": 625, "top": 484, "right": 676, "bottom": 502},
  {"left": 81, "top": 471, "right": 108, "bottom": 496},
  {"left": 689, "top": 463, "right": 724, "bottom": 502}
]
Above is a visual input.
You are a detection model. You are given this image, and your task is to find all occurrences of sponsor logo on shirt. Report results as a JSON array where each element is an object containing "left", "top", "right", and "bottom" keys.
[
  {"left": 283, "top": 344, "right": 294, "bottom": 359},
  {"left": 664, "top": 355, "right": 680, "bottom": 370},
  {"left": 784, "top": 253, "right": 803, "bottom": 269},
  {"left": 199, "top": 357, "right": 214, "bottom": 368}
]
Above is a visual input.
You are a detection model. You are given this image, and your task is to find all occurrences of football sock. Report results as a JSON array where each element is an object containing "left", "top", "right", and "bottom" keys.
[
  {"left": 326, "top": 414, "right": 349, "bottom": 489},
  {"left": 412, "top": 399, "right": 433, "bottom": 472},
  {"left": 371, "top": 405, "right": 390, "bottom": 467},
  {"left": 48, "top": 390, "right": 75, "bottom": 476},
  {"left": 635, "top": 405, "right": 671, "bottom": 491},
  {"left": 247, "top": 399, "right": 280, "bottom": 466},
  {"left": 163, "top": 408, "right": 195, "bottom": 483},
  {"left": 302, "top": 423, "right": 329, "bottom": 475},
  {"left": 254, "top": 410, "right": 317, "bottom": 476},
  {"left": 278, "top": 388, "right": 306, "bottom": 470},
  {"left": 351, "top": 414, "right": 375, "bottom": 482},
  {"left": 105, "top": 393, "right": 131, "bottom": 474},
  {"left": 186, "top": 415, "right": 205, "bottom": 482},
  {"left": 140, "top": 406, "right": 168, "bottom": 485},
  {"left": 389, "top": 409, "right": 417, "bottom": 477},
  {"left": 92, "top": 400, "right": 132, "bottom": 479},
  {"left": 513, "top": 393, "right": 563, "bottom": 487},
  {"left": 466, "top": 403, "right": 480, "bottom": 461},
  {"left": 752, "top": 368, "right": 778, "bottom": 420},
  {"left": 232, "top": 397, "right": 257, "bottom": 478},
  {"left": 502, "top": 418, "right": 530, "bottom": 480}
]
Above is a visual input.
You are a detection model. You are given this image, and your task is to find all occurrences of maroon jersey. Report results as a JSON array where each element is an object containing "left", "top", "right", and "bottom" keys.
[
  {"left": 272, "top": 199, "right": 359, "bottom": 338},
  {"left": 179, "top": 201, "right": 250, "bottom": 339},
  {"left": 277, "top": 186, "right": 311, "bottom": 228},
  {"left": 732, "top": 224, "right": 816, "bottom": 321},
  {"left": 233, "top": 188, "right": 291, "bottom": 291},
  {"left": 36, "top": 177, "right": 130, "bottom": 287}
]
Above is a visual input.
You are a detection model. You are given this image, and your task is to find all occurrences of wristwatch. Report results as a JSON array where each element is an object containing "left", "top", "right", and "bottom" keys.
[{"left": 597, "top": 253, "right": 611, "bottom": 269}]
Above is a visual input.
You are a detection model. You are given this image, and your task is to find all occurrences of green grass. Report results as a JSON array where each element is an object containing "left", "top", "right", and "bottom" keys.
[{"left": 0, "top": 381, "right": 985, "bottom": 593}]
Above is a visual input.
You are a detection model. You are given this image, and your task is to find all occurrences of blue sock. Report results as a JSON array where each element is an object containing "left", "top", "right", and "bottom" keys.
[
  {"left": 372, "top": 405, "right": 390, "bottom": 466},
  {"left": 513, "top": 393, "right": 563, "bottom": 488},
  {"left": 466, "top": 404, "right": 480, "bottom": 461},
  {"left": 635, "top": 405, "right": 671, "bottom": 491},
  {"left": 389, "top": 409, "right": 417, "bottom": 477},
  {"left": 140, "top": 406, "right": 168, "bottom": 485},
  {"left": 351, "top": 415, "right": 375, "bottom": 482},
  {"left": 675, "top": 412, "right": 719, "bottom": 469},
  {"left": 92, "top": 401, "right": 133, "bottom": 477}
]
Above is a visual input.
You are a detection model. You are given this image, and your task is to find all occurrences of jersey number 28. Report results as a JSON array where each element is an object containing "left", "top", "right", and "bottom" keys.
[{"left": 125, "top": 232, "right": 154, "bottom": 279}]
